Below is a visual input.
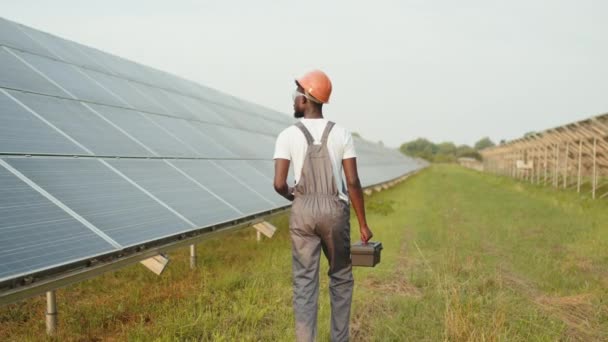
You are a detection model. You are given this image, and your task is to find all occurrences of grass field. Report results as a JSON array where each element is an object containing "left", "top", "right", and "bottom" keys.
[{"left": 1, "top": 164, "right": 607, "bottom": 341}]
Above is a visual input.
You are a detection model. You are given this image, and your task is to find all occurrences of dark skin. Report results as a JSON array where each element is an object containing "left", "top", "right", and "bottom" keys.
[{"left": 273, "top": 85, "right": 374, "bottom": 243}]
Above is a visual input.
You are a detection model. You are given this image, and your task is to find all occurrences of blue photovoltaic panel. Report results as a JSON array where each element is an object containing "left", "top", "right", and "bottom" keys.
[
  {"left": 16, "top": 50, "right": 125, "bottom": 106},
  {"left": 87, "top": 104, "right": 193, "bottom": 157},
  {"left": 206, "top": 102, "right": 281, "bottom": 135},
  {"left": 106, "top": 159, "right": 242, "bottom": 227},
  {"left": 145, "top": 115, "right": 237, "bottom": 158},
  {"left": 193, "top": 122, "right": 275, "bottom": 159},
  {"left": 78, "top": 47, "right": 155, "bottom": 84},
  {"left": 231, "top": 99, "right": 294, "bottom": 133},
  {"left": 0, "top": 19, "right": 51, "bottom": 57},
  {"left": 4, "top": 157, "right": 193, "bottom": 247},
  {"left": 80, "top": 68, "right": 170, "bottom": 115},
  {"left": 162, "top": 91, "right": 232, "bottom": 126},
  {"left": 246, "top": 159, "right": 274, "bottom": 176},
  {"left": 171, "top": 159, "right": 275, "bottom": 215},
  {"left": 65, "top": 43, "right": 123, "bottom": 75},
  {"left": 247, "top": 159, "right": 296, "bottom": 187},
  {"left": 0, "top": 47, "right": 67, "bottom": 97},
  {"left": 214, "top": 160, "right": 287, "bottom": 207},
  {"left": 128, "top": 82, "right": 197, "bottom": 120},
  {"left": 9, "top": 90, "right": 152, "bottom": 157},
  {"left": 0, "top": 90, "right": 87, "bottom": 155},
  {"left": 15, "top": 23, "right": 109, "bottom": 73},
  {"left": 0, "top": 162, "right": 116, "bottom": 282}
]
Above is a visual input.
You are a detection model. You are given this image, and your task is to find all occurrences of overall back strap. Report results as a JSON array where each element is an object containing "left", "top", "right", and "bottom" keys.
[
  {"left": 320, "top": 121, "right": 335, "bottom": 146},
  {"left": 295, "top": 121, "right": 314, "bottom": 146}
]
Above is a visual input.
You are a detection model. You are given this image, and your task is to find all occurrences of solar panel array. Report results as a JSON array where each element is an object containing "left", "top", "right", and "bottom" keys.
[{"left": 0, "top": 17, "right": 424, "bottom": 287}]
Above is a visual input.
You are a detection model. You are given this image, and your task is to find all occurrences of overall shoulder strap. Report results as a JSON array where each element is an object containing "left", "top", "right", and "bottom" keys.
[
  {"left": 320, "top": 121, "right": 335, "bottom": 146},
  {"left": 295, "top": 121, "right": 314, "bottom": 146}
]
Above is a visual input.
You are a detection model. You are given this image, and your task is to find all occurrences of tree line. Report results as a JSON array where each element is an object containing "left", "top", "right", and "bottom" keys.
[{"left": 398, "top": 137, "right": 495, "bottom": 162}]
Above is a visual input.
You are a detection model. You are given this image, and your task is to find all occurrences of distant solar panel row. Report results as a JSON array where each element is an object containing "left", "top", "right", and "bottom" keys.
[{"left": 0, "top": 17, "right": 423, "bottom": 287}]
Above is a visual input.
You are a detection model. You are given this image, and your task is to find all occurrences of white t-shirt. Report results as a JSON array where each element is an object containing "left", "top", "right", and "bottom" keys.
[{"left": 273, "top": 118, "right": 357, "bottom": 202}]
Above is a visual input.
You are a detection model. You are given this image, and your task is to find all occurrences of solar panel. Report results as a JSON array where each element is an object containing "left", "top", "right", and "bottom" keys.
[
  {"left": 85, "top": 104, "right": 193, "bottom": 157},
  {"left": 0, "top": 19, "right": 51, "bottom": 57},
  {"left": 193, "top": 123, "right": 275, "bottom": 159},
  {"left": 4, "top": 157, "right": 197, "bottom": 247},
  {"left": 169, "top": 160, "right": 274, "bottom": 215},
  {"left": 80, "top": 69, "right": 170, "bottom": 114},
  {"left": 0, "top": 90, "right": 86, "bottom": 155},
  {"left": 0, "top": 16, "right": 424, "bottom": 294},
  {"left": 16, "top": 24, "right": 107, "bottom": 72},
  {"left": 0, "top": 47, "right": 66, "bottom": 97},
  {"left": 0, "top": 163, "right": 116, "bottom": 282},
  {"left": 145, "top": 115, "right": 237, "bottom": 158},
  {"left": 128, "top": 82, "right": 198, "bottom": 120},
  {"left": 206, "top": 102, "right": 283, "bottom": 135},
  {"left": 106, "top": 159, "right": 243, "bottom": 227},
  {"left": 161, "top": 91, "right": 232, "bottom": 125},
  {"left": 8, "top": 90, "right": 151, "bottom": 157},
  {"left": 214, "top": 160, "right": 287, "bottom": 207},
  {"left": 15, "top": 50, "right": 125, "bottom": 106}
]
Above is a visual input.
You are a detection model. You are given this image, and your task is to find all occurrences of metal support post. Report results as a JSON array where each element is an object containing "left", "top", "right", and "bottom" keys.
[
  {"left": 190, "top": 244, "right": 196, "bottom": 269},
  {"left": 543, "top": 146, "right": 549, "bottom": 185},
  {"left": 554, "top": 144, "right": 559, "bottom": 188},
  {"left": 46, "top": 291, "right": 57, "bottom": 336},
  {"left": 577, "top": 140, "right": 583, "bottom": 193},
  {"left": 563, "top": 143, "right": 569, "bottom": 188},
  {"left": 592, "top": 138, "right": 597, "bottom": 199}
]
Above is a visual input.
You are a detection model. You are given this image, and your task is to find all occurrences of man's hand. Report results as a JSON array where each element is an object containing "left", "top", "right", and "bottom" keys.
[
  {"left": 286, "top": 186, "right": 295, "bottom": 201},
  {"left": 359, "top": 225, "right": 373, "bottom": 244}
]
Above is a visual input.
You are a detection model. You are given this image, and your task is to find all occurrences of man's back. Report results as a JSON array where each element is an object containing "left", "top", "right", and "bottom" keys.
[{"left": 273, "top": 118, "right": 356, "bottom": 202}]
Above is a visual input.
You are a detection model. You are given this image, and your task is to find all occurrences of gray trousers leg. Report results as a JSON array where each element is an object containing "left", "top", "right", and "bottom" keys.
[
  {"left": 326, "top": 250, "right": 353, "bottom": 342},
  {"left": 322, "top": 217, "right": 354, "bottom": 342},
  {"left": 291, "top": 228, "right": 322, "bottom": 342},
  {"left": 290, "top": 203, "right": 354, "bottom": 342}
]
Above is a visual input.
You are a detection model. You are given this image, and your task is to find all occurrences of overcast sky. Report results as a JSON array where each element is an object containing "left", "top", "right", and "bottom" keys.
[{"left": 3, "top": 0, "right": 607, "bottom": 148}]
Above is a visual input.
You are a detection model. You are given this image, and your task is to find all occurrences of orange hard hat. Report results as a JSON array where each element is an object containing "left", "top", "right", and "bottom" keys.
[{"left": 295, "top": 69, "right": 332, "bottom": 104}]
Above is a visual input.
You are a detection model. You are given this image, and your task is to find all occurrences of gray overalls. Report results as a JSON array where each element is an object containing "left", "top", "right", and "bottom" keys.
[{"left": 290, "top": 121, "right": 354, "bottom": 342}]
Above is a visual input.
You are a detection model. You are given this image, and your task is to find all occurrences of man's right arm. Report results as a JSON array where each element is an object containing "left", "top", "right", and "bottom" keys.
[
  {"left": 343, "top": 157, "right": 373, "bottom": 243},
  {"left": 272, "top": 130, "right": 294, "bottom": 201},
  {"left": 274, "top": 158, "right": 294, "bottom": 201}
]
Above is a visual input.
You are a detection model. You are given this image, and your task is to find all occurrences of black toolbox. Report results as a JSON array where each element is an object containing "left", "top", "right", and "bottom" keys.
[{"left": 351, "top": 241, "right": 383, "bottom": 267}]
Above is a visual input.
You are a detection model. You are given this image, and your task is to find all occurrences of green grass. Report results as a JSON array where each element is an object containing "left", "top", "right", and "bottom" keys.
[{"left": 1, "top": 165, "right": 607, "bottom": 341}]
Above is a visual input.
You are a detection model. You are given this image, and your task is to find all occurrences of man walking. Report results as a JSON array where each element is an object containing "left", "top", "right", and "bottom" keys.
[{"left": 273, "top": 70, "right": 373, "bottom": 342}]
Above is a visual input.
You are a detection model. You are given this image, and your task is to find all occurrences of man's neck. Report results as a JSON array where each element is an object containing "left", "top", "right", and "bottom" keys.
[{"left": 302, "top": 108, "right": 323, "bottom": 119}]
